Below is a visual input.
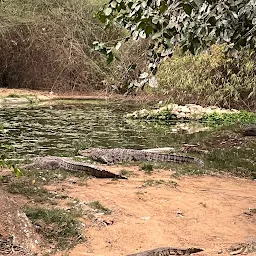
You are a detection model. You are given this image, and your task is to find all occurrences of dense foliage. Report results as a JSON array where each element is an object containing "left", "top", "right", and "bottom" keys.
[
  {"left": 0, "top": 0, "right": 147, "bottom": 92},
  {"left": 94, "top": 0, "right": 256, "bottom": 102},
  {"left": 156, "top": 45, "right": 256, "bottom": 109},
  {"left": 97, "top": 0, "right": 256, "bottom": 66}
]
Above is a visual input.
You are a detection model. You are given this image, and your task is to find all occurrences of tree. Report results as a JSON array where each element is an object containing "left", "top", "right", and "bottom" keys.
[{"left": 95, "top": 0, "right": 256, "bottom": 74}]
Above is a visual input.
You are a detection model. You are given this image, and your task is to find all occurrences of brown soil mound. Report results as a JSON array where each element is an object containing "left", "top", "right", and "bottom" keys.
[{"left": 0, "top": 188, "right": 39, "bottom": 255}]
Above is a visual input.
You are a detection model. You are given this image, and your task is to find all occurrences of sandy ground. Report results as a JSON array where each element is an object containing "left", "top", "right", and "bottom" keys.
[{"left": 46, "top": 166, "right": 256, "bottom": 256}]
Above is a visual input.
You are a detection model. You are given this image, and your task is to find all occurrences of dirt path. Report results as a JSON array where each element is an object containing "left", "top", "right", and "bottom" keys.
[{"left": 46, "top": 166, "right": 256, "bottom": 256}]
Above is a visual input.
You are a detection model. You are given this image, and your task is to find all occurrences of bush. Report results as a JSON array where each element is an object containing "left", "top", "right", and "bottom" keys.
[
  {"left": 0, "top": 0, "right": 147, "bottom": 93},
  {"left": 156, "top": 45, "right": 256, "bottom": 110}
]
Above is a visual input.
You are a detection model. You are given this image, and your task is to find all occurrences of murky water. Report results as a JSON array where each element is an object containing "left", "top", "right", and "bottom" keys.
[{"left": 0, "top": 101, "right": 209, "bottom": 158}]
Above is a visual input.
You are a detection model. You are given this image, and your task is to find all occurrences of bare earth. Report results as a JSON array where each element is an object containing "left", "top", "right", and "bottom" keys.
[{"left": 46, "top": 166, "right": 256, "bottom": 256}]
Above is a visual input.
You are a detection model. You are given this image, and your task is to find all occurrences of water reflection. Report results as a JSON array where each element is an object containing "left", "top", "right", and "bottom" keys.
[{"left": 0, "top": 102, "right": 209, "bottom": 158}]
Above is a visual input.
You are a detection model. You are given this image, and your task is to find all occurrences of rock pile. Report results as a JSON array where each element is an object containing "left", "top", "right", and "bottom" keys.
[{"left": 126, "top": 103, "right": 240, "bottom": 120}]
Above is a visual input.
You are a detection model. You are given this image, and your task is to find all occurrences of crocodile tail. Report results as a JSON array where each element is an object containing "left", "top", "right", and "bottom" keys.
[{"left": 188, "top": 247, "right": 204, "bottom": 254}]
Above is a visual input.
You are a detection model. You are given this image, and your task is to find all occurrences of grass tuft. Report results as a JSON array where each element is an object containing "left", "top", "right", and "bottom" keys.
[
  {"left": 24, "top": 206, "right": 83, "bottom": 250},
  {"left": 7, "top": 180, "right": 56, "bottom": 203},
  {"left": 140, "top": 163, "right": 154, "bottom": 174},
  {"left": 88, "top": 200, "right": 112, "bottom": 215}
]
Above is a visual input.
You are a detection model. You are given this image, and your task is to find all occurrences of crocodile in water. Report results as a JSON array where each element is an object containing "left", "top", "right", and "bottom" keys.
[
  {"left": 127, "top": 247, "right": 203, "bottom": 256},
  {"left": 24, "top": 156, "right": 127, "bottom": 179},
  {"left": 79, "top": 148, "right": 204, "bottom": 166}
]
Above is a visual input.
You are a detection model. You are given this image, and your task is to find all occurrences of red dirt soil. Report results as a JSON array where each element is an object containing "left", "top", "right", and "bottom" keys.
[{"left": 47, "top": 166, "right": 256, "bottom": 256}]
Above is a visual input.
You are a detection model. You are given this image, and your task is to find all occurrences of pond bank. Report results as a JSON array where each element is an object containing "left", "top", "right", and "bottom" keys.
[{"left": 0, "top": 88, "right": 165, "bottom": 108}]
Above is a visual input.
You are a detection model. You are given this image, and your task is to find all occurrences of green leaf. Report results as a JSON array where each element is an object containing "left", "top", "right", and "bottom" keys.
[
  {"left": 13, "top": 166, "right": 23, "bottom": 178},
  {"left": 152, "top": 32, "right": 162, "bottom": 39},
  {"left": 110, "top": 1, "right": 117, "bottom": 8},
  {"left": 193, "top": 0, "right": 204, "bottom": 6},
  {"left": 104, "top": 7, "right": 112, "bottom": 16},
  {"left": 183, "top": 3, "right": 193, "bottom": 15},
  {"left": 145, "top": 26, "right": 154, "bottom": 36},
  {"left": 106, "top": 52, "right": 114, "bottom": 64}
]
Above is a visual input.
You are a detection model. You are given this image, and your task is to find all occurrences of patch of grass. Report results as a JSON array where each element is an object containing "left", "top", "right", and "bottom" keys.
[
  {"left": 140, "top": 163, "right": 154, "bottom": 174},
  {"left": 0, "top": 175, "right": 12, "bottom": 183},
  {"left": 23, "top": 167, "right": 89, "bottom": 185},
  {"left": 24, "top": 206, "right": 83, "bottom": 250},
  {"left": 202, "top": 111, "right": 256, "bottom": 127},
  {"left": 171, "top": 167, "right": 211, "bottom": 178},
  {"left": 205, "top": 144, "right": 256, "bottom": 178},
  {"left": 76, "top": 176, "right": 89, "bottom": 186},
  {"left": 65, "top": 200, "right": 84, "bottom": 218},
  {"left": 22, "top": 168, "right": 69, "bottom": 184},
  {"left": 6, "top": 180, "right": 56, "bottom": 203},
  {"left": 88, "top": 201, "right": 112, "bottom": 215},
  {"left": 142, "top": 179, "right": 178, "bottom": 188},
  {"left": 156, "top": 45, "right": 256, "bottom": 110},
  {"left": 119, "top": 169, "right": 133, "bottom": 177}
]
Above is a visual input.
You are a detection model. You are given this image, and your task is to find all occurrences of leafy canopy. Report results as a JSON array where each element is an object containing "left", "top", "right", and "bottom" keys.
[{"left": 96, "top": 0, "right": 256, "bottom": 67}]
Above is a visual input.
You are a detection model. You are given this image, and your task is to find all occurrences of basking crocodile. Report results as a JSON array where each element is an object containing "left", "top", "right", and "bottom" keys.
[
  {"left": 24, "top": 156, "right": 127, "bottom": 179},
  {"left": 79, "top": 148, "right": 204, "bottom": 166},
  {"left": 227, "top": 241, "right": 256, "bottom": 255},
  {"left": 127, "top": 247, "right": 203, "bottom": 256}
]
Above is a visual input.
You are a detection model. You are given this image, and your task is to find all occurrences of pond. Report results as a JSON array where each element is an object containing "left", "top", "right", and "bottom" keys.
[{"left": 0, "top": 100, "right": 210, "bottom": 158}]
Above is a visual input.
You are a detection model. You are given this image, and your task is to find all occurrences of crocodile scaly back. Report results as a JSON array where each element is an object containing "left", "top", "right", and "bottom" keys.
[
  {"left": 79, "top": 148, "right": 204, "bottom": 167},
  {"left": 127, "top": 247, "right": 203, "bottom": 256}
]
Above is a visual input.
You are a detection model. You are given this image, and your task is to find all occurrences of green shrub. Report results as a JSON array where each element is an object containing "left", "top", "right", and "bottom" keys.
[
  {"left": 140, "top": 163, "right": 153, "bottom": 174},
  {"left": 156, "top": 45, "right": 256, "bottom": 110},
  {"left": 24, "top": 206, "right": 83, "bottom": 249},
  {"left": 202, "top": 111, "right": 256, "bottom": 126}
]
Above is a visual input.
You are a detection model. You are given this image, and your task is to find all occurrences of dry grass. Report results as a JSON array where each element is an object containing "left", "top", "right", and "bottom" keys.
[
  {"left": 0, "top": 0, "right": 147, "bottom": 93},
  {"left": 156, "top": 45, "right": 256, "bottom": 110}
]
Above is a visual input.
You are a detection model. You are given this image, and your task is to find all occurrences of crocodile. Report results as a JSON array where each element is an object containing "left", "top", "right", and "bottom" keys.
[
  {"left": 227, "top": 241, "right": 256, "bottom": 255},
  {"left": 127, "top": 247, "right": 203, "bottom": 256},
  {"left": 24, "top": 156, "right": 127, "bottom": 179},
  {"left": 79, "top": 148, "right": 204, "bottom": 166}
]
